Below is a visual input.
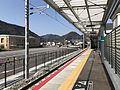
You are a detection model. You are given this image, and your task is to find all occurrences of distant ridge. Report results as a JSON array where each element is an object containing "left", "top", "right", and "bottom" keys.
[
  {"left": 41, "top": 32, "right": 82, "bottom": 42},
  {"left": 0, "top": 20, "right": 82, "bottom": 42},
  {"left": 0, "top": 20, "right": 40, "bottom": 38},
  {"left": 62, "top": 31, "right": 82, "bottom": 40},
  {"left": 41, "top": 34, "right": 61, "bottom": 42}
]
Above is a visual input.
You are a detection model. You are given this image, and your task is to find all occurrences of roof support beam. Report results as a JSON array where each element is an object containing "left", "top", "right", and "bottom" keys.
[
  {"left": 102, "top": 0, "right": 120, "bottom": 34},
  {"left": 84, "top": 0, "right": 93, "bottom": 31},
  {"left": 44, "top": 0, "right": 72, "bottom": 22},
  {"left": 103, "top": 0, "right": 120, "bottom": 23},
  {"left": 61, "top": 4, "right": 106, "bottom": 10},
  {"left": 44, "top": 0, "right": 84, "bottom": 33},
  {"left": 44, "top": 0, "right": 108, "bottom": 34},
  {"left": 63, "top": 0, "right": 87, "bottom": 32},
  {"left": 80, "top": 28, "right": 100, "bottom": 30},
  {"left": 87, "top": 0, "right": 106, "bottom": 10},
  {"left": 82, "top": 21, "right": 103, "bottom": 24}
]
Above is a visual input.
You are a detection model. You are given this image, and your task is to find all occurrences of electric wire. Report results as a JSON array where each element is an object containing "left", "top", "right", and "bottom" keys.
[{"left": 23, "top": 0, "right": 78, "bottom": 32}]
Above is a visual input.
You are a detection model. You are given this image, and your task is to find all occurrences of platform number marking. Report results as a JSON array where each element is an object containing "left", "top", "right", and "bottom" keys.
[
  {"left": 74, "top": 80, "right": 87, "bottom": 90},
  {"left": 73, "top": 80, "right": 93, "bottom": 90}
]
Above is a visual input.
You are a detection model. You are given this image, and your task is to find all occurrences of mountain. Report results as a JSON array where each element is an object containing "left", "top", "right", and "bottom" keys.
[
  {"left": 41, "top": 34, "right": 61, "bottom": 42},
  {"left": 0, "top": 20, "right": 82, "bottom": 42},
  {"left": 62, "top": 32, "right": 83, "bottom": 40},
  {"left": 42, "top": 34, "right": 61, "bottom": 40},
  {"left": 0, "top": 20, "right": 40, "bottom": 38},
  {"left": 41, "top": 32, "right": 82, "bottom": 42}
]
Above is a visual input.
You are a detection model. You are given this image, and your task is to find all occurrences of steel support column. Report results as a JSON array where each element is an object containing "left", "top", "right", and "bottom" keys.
[
  {"left": 83, "top": 34, "right": 85, "bottom": 49},
  {"left": 115, "top": 28, "right": 117, "bottom": 74},
  {"left": 25, "top": 0, "right": 29, "bottom": 79},
  {"left": 100, "top": 25, "right": 105, "bottom": 63},
  {"left": 111, "top": 32, "right": 113, "bottom": 68}
]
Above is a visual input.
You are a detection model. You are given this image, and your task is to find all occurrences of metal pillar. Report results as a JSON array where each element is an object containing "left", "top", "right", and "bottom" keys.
[
  {"left": 4, "top": 63, "right": 7, "bottom": 88},
  {"left": 25, "top": 0, "right": 29, "bottom": 79},
  {"left": 115, "top": 28, "right": 117, "bottom": 74},
  {"left": 111, "top": 32, "right": 113, "bottom": 68},
  {"left": 83, "top": 34, "right": 85, "bottom": 49},
  {"left": 100, "top": 25, "right": 105, "bottom": 63},
  {"left": 13, "top": 57, "right": 15, "bottom": 74}
]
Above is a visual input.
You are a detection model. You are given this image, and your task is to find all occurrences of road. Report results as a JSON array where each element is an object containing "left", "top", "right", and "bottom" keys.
[
  {"left": 0, "top": 47, "right": 69, "bottom": 76},
  {"left": 0, "top": 47, "right": 67, "bottom": 58}
]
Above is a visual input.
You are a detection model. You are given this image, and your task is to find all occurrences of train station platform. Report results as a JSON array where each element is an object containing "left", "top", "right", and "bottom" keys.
[{"left": 30, "top": 48, "right": 114, "bottom": 90}]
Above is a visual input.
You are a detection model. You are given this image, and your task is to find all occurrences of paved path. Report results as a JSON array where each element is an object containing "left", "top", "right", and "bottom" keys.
[{"left": 73, "top": 50, "right": 114, "bottom": 90}]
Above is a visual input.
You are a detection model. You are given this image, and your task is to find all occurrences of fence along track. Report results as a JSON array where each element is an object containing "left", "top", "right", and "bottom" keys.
[
  {"left": 5, "top": 49, "right": 85, "bottom": 90},
  {"left": 0, "top": 48, "right": 80, "bottom": 89}
]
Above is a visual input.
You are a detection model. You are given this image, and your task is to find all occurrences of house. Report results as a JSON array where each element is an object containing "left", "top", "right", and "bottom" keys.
[{"left": 0, "top": 35, "right": 40, "bottom": 49}]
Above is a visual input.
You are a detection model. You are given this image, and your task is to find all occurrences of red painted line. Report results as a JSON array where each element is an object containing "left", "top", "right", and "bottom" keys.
[{"left": 32, "top": 49, "right": 88, "bottom": 90}]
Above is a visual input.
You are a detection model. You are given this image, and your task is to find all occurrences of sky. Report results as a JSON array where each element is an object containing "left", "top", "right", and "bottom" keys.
[{"left": 0, "top": 0, "right": 82, "bottom": 36}]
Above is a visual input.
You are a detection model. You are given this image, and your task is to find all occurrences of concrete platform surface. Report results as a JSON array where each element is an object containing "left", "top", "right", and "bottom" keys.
[
  {"left": 32, "top": 49, "right": 114, "bottom": 90},
  {"left": 73, "top": 50, "right": 114, "bottom": 90},
  {"left": 32, "top": 49, "right": 92, "bottom": 90}
]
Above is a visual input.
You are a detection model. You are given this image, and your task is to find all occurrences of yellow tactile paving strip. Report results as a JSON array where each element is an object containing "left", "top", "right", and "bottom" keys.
[{"left": 58, "top": 49, "right": 92, "bottom": 90}]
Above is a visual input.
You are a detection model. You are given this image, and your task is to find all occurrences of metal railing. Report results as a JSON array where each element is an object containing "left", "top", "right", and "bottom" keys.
[
  {"left": 0, "top": 47, "right": 79, "bottom": 89},
  {"left": 104, "top": 25, "right": 120, "bottom": 78}
]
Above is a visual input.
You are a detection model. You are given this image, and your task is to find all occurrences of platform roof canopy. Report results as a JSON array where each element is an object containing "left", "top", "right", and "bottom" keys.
[{"left": 44, "top": 0, "right": 109, "bottom": 35}]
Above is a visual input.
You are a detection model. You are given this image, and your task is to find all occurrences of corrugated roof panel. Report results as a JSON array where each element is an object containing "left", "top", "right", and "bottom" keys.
[
  {"left": 91, "top": 12, "right": 104, "bottom": 21},
  {"left": 74, "top": 23, "right": 86, "bottom": 31},
  {"left": 87, "top": 0, "right": 108, "bottom": 5},
  {"left": 70, "top": 0, "right": 85, "bottom": 6},
  {"left": 74, "top": 9, "right": 89, "bottom": 21},
  {"left": 89, "top": 8, "right": 104, "bottom": 21},
  {"left": 63, "top": 9, "right": 78, "bottom": 22},
  {"left": 53, "top": 0, "right": 67, "bottom": 7},
  {"left": 44, "top": 0, "right": 109, "bottom": 34}
]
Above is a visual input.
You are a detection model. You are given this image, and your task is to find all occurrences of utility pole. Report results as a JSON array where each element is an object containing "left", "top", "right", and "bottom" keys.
[{"left": 25, "top": 0, "right": 29, "bottom": 79}]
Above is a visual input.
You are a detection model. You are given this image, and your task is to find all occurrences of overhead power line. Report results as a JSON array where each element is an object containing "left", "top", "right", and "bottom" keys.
[{"left": 23, "top": 0, "right": 78, "bottom": 32}]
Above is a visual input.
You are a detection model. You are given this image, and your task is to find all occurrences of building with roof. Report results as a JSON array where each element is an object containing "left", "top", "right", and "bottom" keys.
[{"left": 0, "top": 35, "right": 40, "bottom": 50}]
